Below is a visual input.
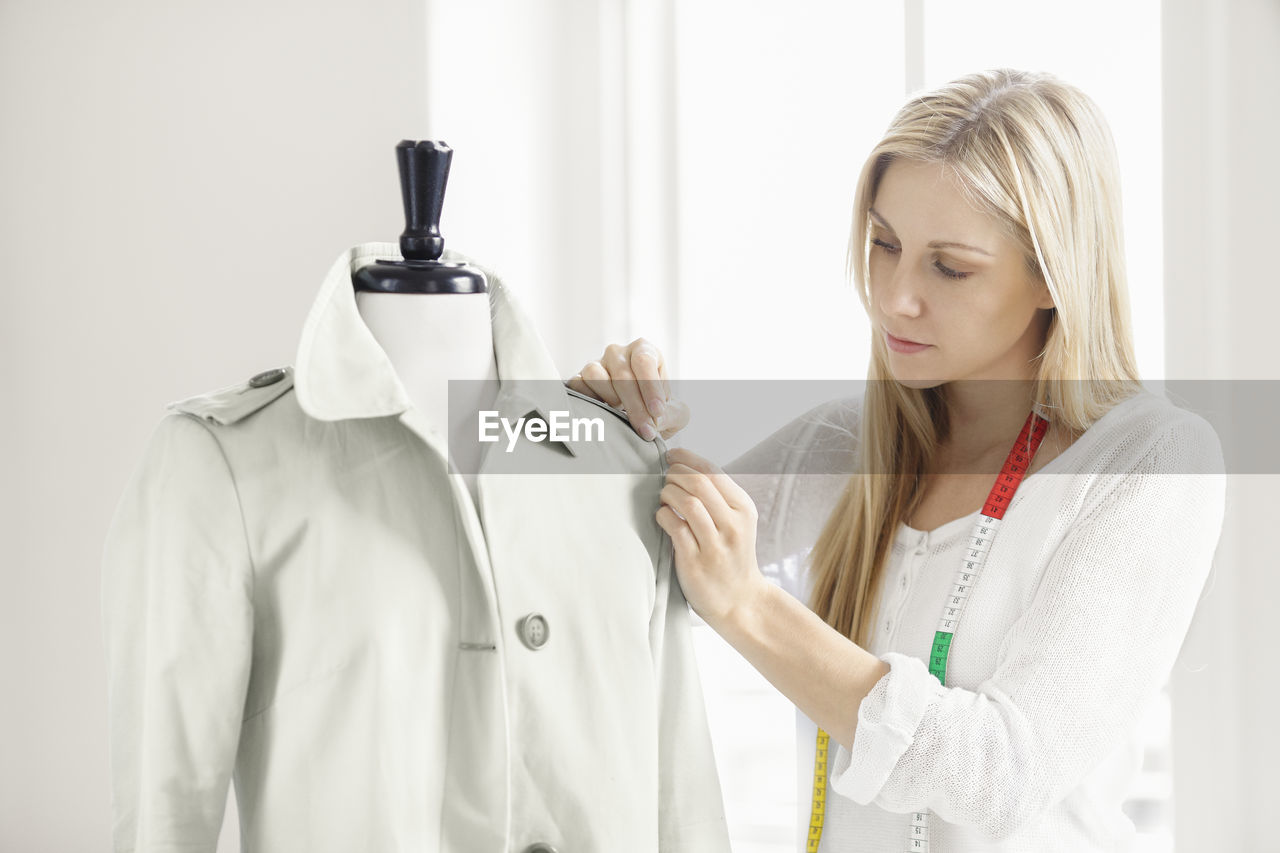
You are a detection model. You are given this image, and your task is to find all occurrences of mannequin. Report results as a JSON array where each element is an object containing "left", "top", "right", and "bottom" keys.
[
  {"left": 353, "top": 140, "right": 498, "bottom": 505},
  {"left": 355, "top": 292, "right": 496, "bottom": 505},
  {"left": 100, "top": 139, "right": 732, "bottom": 852}
]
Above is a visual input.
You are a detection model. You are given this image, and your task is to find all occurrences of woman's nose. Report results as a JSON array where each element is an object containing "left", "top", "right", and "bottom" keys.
[{"left": 877, "top": 258, "right": 925, "bottom": 317}]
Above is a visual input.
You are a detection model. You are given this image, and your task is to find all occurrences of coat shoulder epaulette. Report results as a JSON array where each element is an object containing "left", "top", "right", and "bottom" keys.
[{"left": 166, "top": 366, "right": 295, "bottom": 426}]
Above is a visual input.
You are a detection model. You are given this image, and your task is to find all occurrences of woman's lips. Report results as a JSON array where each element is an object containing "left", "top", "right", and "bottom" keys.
[{"left": 884, "top": 331, "right": 931, "bottom": 353}]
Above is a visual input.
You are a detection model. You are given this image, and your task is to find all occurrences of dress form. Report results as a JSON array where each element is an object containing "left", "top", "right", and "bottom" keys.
[{"left": 352, "top": 140, "right": 498, "bottom": 506}]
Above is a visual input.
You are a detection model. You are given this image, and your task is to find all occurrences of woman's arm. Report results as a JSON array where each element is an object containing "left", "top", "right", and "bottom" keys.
[
  {"left": 826, "top": 416, "right": 1224, "bottom": 838},
  {"left": 721, "top": 573, "right": 892, "bottom": 747},
  {"left": 660, "top": 444, "right": 886, "bottom": 748},
  {"left": 564, "top": 336, "right": 861, "bottom": 580},
  {"left": 722, "top": 396, "right": 861, "bottom": 573},
  {"left": 661, "top": 413, "right": 1226, "bottom": 839}
]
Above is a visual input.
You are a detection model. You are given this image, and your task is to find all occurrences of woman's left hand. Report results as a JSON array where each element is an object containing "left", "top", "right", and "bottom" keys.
[{"left": 656, "top": 447, "right": 769, "bottom": 630}]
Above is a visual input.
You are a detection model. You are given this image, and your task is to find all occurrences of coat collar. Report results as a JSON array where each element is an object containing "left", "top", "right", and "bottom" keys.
[{"left": 294, "top": 242, "right": 579, "bottom": 455}]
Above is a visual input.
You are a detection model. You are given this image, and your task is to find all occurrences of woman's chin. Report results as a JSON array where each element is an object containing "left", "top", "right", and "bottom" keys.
[{"left": 889, "top": 374, "right": 947, "bottom": 391}]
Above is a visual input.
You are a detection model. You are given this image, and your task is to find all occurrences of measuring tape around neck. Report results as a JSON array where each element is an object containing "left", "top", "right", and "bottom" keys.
[{"left": 806, "top": 407, "right": 1049, "bottom": 853}]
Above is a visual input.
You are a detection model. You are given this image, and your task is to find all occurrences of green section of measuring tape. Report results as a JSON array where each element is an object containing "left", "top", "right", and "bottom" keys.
[
  {"left": 806, "top": 728, "right": 828, "bottom": 852},
  {"left": 807, "top": 632, "right": 955, "bottom": 852},
  {"left": 805, "top": 411, "right": 1046, "bottom": 851},
  {"left": 928, "top": 630, "right": 954, "bottom": 685},
  {"left": 807, "top": 635, "right": 953, "bottom": 852}
]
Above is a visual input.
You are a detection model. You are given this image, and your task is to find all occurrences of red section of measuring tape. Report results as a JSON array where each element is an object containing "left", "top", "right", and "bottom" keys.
[
  {"left": 982, "top": 411, "right": 1049, "bottom": 520},
  {"left": 809, "top": 408, "right": 1050, "bottom": 853}
]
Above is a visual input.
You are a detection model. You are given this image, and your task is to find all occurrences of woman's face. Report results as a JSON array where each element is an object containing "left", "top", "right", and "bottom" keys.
[{"left": 867, "top": 158, "right": 1054, "bottom": 390}]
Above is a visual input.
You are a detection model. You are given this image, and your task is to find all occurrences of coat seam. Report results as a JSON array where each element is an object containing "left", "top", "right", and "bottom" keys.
[{"left": 173, "top": 413, "right": 259, "bottom": 610}]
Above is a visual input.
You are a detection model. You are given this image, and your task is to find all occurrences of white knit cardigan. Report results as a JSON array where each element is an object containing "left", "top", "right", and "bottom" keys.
[{"left": 725, "top": 389, "right": 1226, "bottom": 851}]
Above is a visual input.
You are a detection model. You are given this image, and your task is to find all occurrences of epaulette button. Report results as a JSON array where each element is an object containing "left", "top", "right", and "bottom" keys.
[{"left": 248, "top": 368, "right": 287, "bottom": 388}]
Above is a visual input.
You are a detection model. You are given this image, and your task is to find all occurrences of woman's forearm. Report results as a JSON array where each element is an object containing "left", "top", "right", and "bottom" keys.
[
  {"left": 712, "top": 579, "right": 891, "bottom": 750},
  {"left": 656, "top": 445, "right": 891, "bottom": 749}
]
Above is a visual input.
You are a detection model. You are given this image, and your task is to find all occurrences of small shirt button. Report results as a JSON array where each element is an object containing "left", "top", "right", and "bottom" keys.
[
  {"left": 518, "top": 613, "right": 550, "bottom": 650},
  {"left": 914, "top": 546, "right": 926, "bottom": 556},
  {"left": 522, "top": 845, "right": 559, "bottom": 853},
  {"left": 248, "top": 367, "right": 286, "bottom": 388},
  {"left": 900, "top": 575, "right": 909, "bottom": 590},
  {"left": 884, "top": 619, "right": 892, "bottom": 634}
]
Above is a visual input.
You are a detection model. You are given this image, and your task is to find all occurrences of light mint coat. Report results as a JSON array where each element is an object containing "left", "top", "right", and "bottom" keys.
[{"left": 102, "top": 243, "right": 730, "bottom": 853}]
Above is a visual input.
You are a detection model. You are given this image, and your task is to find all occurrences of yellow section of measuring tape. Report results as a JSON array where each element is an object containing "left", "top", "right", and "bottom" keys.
[
  {"left": 806, "top": 727, "right": 829, "bottom": 852},
  {"left": 802, "top": 412, "right": 1043, "bottom": 851}
]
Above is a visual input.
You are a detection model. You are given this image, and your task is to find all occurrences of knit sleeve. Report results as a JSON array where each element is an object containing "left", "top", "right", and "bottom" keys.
[
  {"left": 723, "top": 395, "right": 861, "bottom": 592},
  {"left": 826, "top": 413, "right": 1227, "bottom": 839}
]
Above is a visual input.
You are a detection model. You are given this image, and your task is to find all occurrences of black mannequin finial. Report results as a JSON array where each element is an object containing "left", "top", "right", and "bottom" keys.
[
  {"left": 352, "top": 139, "right": 487, "bottom": 294},
  {"left": 397, "top": 140, "right": 447, "bottom": 261}
]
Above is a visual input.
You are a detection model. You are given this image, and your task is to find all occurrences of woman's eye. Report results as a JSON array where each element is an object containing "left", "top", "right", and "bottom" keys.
[
  {"left": 933, "top": 259, "right": 970, "bottom": 280},
  {"left": 870, "top": 237, "right": 900, "bottom": 254}
]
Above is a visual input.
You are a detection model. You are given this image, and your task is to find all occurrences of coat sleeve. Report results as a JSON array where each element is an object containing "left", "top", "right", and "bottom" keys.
[
  {"left": 649, "top": 437, "right": 733, "bottom": 853},
  {"left": 825, "top": 414, "right": 1227, "bottom": 839},
  {"left": 101, "top": 413, "right": 255, "bottom": 852}
]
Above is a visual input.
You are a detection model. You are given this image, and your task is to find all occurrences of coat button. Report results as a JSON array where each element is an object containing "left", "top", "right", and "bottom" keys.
[
  {"left": 522, "top": 845, "right": 559, "bottom": 853},
  {"left": 518, "top": 613, "right": 550, "bottom": 650},
  {"left": 248, "top": 368, "right": 286, "bottom": 388}
]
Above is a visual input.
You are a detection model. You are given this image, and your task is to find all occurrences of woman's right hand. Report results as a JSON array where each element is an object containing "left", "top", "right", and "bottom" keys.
[{"left": 566, "top": 338, "right": 690, "bottom": 442}]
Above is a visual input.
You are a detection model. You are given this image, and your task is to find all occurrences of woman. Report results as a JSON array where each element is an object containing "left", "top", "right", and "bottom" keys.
[{"left": 567, "top": 69, "right": 1226, "bottom": 851}]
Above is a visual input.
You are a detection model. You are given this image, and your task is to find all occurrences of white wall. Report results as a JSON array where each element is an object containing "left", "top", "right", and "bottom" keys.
[
  {"left": 418, "top": 0, "right": 636, "bottom": 371},
  {"left": 0, "top": 1, "right": 428, "bottom": 849},
  {"left": 1162, "top": 1, "right": 1280, "bottom": 849}
]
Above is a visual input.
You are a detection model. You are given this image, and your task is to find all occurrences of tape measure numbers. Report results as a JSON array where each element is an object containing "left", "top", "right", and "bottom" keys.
[{"left": 807, "top": 407, "right": 1049, "bottom": 852}]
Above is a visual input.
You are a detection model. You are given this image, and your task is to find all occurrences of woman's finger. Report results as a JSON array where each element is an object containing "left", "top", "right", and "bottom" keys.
[
  {"left": 571, "top": 339, "right": 686, "bottom": 442},
  {"left": 656, "top": 504, "right": 699, "bottom": 556},
  {"left": 577, "top": 360, "right": 624, "bottom": 408},
  {"left": 666, "top": 462, "right": 734, "bottom": 529},
  {"left": 600, "top": 342, "right": 658, "bottom": 439},
  {"left": 626, "top": 339, "right": 668, "bottom": 427},
  {"left": 659, "top": 480, "right": 719, "bottom": 549},
  {"left": 656, "top": 399, "right": 691, "bottom": 440},
  {"left": 666, "top": 448, "right": 756, "bottom": 514}
]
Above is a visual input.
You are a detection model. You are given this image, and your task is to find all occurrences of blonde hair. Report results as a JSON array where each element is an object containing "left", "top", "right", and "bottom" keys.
[{"left": 809, "top": 69, "right": 1145, "bottom": 645}]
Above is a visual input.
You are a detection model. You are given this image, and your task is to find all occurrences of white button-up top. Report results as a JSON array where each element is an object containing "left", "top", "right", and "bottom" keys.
[
  {"left": 101, "top": 243, "right": 730, "bottom": 853},
  {"left": 727, "top": 390, "right": 1226, "bottom": 851}
]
